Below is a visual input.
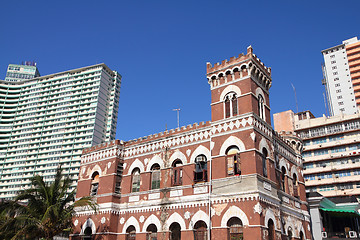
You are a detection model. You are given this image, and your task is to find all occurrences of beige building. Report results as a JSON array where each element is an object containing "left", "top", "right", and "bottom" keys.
[{"left": 274, "top": 110, "right": 360, "bottom": 198}]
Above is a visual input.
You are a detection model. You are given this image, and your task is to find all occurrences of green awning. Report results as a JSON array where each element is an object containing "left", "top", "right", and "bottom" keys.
[{"left": 320, "top": 208, "right": 360, "bottom": 216}]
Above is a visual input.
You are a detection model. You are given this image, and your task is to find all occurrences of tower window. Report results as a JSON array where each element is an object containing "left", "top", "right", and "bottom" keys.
[
  {"left": 131, "top": 168, "right": 140, "bottom": 192},
  {"left": 193, "top": 221, "right": 208, "bottom": 240},
  {"left": 258, "top": 94, "right": 265, "bottom": 120},
  {"left": 151, "top": 164, "right": 161, "bottom": 190},
  {"left": 281, "top": 167, "right": 286, "bottom": 192},
  {"left": 224, "top": 92, "right": 238, "bottom": 118},
  {"left": 293, "top": 173, "right": 299, "bottom": 198},
  {"left": 126, "top": 226, "right": 136, "bottom": 240},
  {"left": 194, "top": 155, "right": 207, "bottom": 183},
  {"left": 227, "top": 217, "right": 243, "bottom": 240},
  {"left": 226, "top": 146, "right": 241, "bottom": 176},
  {"left": 172, "top": 160, "right": 183, "bottom": 186},
  {"left": 262, "top": 148, "right": 268, "bottom": 178},
  {"left": 90, "top": 171, "right": 99, "bottom": 196}
]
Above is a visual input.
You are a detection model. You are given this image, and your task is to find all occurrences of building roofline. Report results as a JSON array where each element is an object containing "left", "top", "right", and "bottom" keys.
[
  {"left": 321, "top": 43, "right": 345, "bottom": 54},
  {"left": 0, "top": 63, "right": 117, "bottom": 85}
]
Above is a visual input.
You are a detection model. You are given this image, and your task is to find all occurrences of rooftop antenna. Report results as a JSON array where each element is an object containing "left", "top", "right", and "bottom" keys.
[
  {"left": 291, "top": 83, "right": 299, "bottom": 113},
  {"left": 173, "top": 108, "right": 180, "bottom": 129}
]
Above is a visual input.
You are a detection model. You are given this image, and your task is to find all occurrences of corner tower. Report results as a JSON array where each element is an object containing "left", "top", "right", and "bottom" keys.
[{"left": 206, "top": 46, "right": 272, "bottom": 125}]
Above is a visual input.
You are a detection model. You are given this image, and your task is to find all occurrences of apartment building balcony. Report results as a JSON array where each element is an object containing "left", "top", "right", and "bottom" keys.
[
  {"left": 1, "top": 118, "right": 15, "bottom": 123},
  {"left": 306, "top": 175, "right": 360, "bottom": 187},
  {"left": 305, "top": 161, "right": 360, "bottom": 175},
  {"left": 352, "top": 71, "right": 360, "bottom": 80},
  {"left": 304, "top": 139, "right": 360, "bottom": 152}
]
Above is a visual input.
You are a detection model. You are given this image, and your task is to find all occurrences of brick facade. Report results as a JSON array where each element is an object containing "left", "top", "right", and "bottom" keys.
[{"left": 71, "top": 47, "right": 311, "bottom": 240}]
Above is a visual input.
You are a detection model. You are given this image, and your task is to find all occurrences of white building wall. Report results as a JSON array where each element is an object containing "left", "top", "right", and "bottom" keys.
[
  {"left": 322, "top": 44, "right": 356, "bottom": 116},
  {"left": 0, "top": 64, "right": 121, "bottom": 199}
]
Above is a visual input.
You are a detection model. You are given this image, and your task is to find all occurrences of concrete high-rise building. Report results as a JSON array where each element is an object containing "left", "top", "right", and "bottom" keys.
[
  {"left": 0, "top": 63, "right": 121, "bottom": 199},
  {"left": 322, "top": 36, "right": 360, "bottom": 116},
  {"left": 5, "top": 62, "right": 40, "bottom": 82},
  {"left": 274, "top": 110, "right": 360, "bottom": 199}
]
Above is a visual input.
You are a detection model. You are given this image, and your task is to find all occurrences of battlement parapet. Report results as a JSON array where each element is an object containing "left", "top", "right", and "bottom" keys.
[
  {"left": 125, "top": 121, "right": 211, "bottom": 147},
  {"left": 82, "top": 139, "right": 123, "bottom": 155},
  {"left": 206, "top": 46, "right": 271, "bottom": 77}
]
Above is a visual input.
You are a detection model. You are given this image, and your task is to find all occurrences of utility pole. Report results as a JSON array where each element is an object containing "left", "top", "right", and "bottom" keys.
[{"left": 173, "top": 108, "right": 180, "bottom": 129}]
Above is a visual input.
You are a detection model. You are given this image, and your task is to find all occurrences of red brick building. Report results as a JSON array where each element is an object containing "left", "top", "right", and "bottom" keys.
[{"left": 71, "top": 47, "right": 311, "bottom": 240}]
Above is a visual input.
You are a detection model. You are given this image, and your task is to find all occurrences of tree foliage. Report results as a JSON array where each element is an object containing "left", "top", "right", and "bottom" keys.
[{"left": 0, "top": 167, "right": 96, "bottom": 240}]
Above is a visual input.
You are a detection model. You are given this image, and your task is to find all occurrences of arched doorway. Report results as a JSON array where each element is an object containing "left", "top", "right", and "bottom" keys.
[
  {"left": 193, "top": 220, "right": 207, "bottom": 240},
  {"left": 170, "top": 222, "right": 181, "bottom": 240},
  {"left": 126, "top": 225, "right": 136, "bottom": 240},
  {"left": 146, "top": 224, "right": 157, "bottom": 240},
  {"left": 268, "top": 219, "right": 275, "bottom": 240},
  {"left": 227, "top": 217, "right": 243, "bottom": 240},
  {"left": 83, "top": 226, "right": 92, "bottom": 240}
]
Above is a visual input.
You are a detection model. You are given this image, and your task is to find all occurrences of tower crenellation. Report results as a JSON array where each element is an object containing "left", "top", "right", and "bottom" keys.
[{"left": 206, "top": 46, "right": 272, "bottom": 91}]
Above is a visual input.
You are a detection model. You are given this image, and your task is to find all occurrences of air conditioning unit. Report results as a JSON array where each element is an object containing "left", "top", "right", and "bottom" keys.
[
  {"left": 349, "top": 231, "right": 357, "bottom": 238},
  {"left": 340, "top": 186, "right": 345, "bottom": 190},
  {"left": 322, "top": 232, "right": 327, "bottom": 238}
]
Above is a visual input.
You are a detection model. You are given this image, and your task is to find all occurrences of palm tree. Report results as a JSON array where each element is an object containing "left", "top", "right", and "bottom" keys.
[{"left": 0, "top": 167, "right": 96, "bottom": 240}]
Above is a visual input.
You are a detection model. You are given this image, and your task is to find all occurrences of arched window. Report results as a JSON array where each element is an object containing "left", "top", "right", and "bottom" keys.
[
  {"left": 281, "top": 167, "right": 286, "bottom": 192},
  {"left": 126, "top": 225, "right": 136, "bottom": 240},
  {"left": 225, "top": 70, "right": 232, "bottom": 82},
  {"left": 115, "top": 162, "right": 123, "bottom": 194},
  {"left": 172, "top": 160, "right": 183, "bottom": 186},
  {"left": 262, "top": 148, "right": 268, "bottom": 178},
  {"left": 224, "top": 92, "right": 238, "bottom": 118},
  {"left": 300, "top": 231, "right": 304, "bottom": 240},
  {"left": 227, "top": 217, "right": 243, "bottom": 240},
  {"left": 151, "top": 164, "right": 161, "bottom": 190},
  {"left": 293, "top": 173, "right": 299, "bottom": 198},
  {"left": 226, "top": 146, "right": 241, "bottom": 176},
  {"left": 268, "top": 219, "right": 275, "bottom": 240},
  {"left": 146, "top": 224, "right": 157, "bottom": 240},
  {"left": 131, "top": 168, "right": 140, "bottom": 193},
  {"left": 194, "top": 220, "right": 207, "bottom": 240},
  {"left": 90, "top": 172, "right": 99, "bottom": 196},
  {"left": 170, "top": 222, "right": 181, "bottom": 240},
  {"left": 258, "top": 94, "right": 265, "bottom": 120},
  {"left": 194, "top": 155, "right": 207, "bottom": 182},
  {"left": 287, "top": 227, "right": 293, "bottom": 240},
  {"left": 83, "top": 226, "right": 92, "bottom": 240}
]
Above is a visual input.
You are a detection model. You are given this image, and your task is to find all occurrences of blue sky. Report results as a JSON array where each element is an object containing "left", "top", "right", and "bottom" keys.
[{"left": 0, "top": 0, "right": 359, "bottom": 141}]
